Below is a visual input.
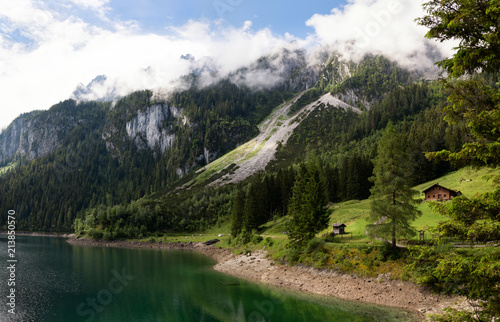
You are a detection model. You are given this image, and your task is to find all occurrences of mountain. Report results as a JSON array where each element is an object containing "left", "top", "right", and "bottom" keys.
[
  {"left": 72, "top": 75, "right": 118, "bottom": 102},
  {"left": 229, "top": 48, "right": 321, "bottom": 92},
  {"left": 0, "top": 100, "right": 106, "bottom": 163},
  {"left": 0, "top": 52, "right": 465, "bottom": 234}
]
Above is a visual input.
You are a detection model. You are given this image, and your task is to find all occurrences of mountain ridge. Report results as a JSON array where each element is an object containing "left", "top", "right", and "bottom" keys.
[{"left": 0, "top": 52, "right": 453, "bottom": 233}]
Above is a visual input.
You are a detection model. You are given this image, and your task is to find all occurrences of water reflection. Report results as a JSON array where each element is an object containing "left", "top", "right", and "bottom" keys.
[{"left": 0, "top": 236, "right": 417, "bottom": 321}]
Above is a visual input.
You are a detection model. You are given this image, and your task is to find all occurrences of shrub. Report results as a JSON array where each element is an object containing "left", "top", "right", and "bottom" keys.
[
  {"left": 324, "top": 233, "right": 336, "bottom": 243},
  {"left": 287, "top": 247, "right": 301, "bottom": 264},
  {"left": 378, "top": 242, "right": 406, "bottom": 261},
  {"left": 264, "top": 237, "right": 274, "bottom": 247},
  {"left": 304, "top": 238, "right": 325, "bottom": 254},
  {"left": 241, "top": 230, "right": 252, "bottom": 244},
  {"left": 357, "top": 244, "right": 373, "bottom": 254},
  {"left": 312, "top": 252, "right": 330, "bottom": 267},
  {"left": 252, "top": 235, "right": 264, "bottom": 245},
  {"left": 399, "top": 239, "right": 429, "bottom": 246},
  {"left": 89, "top": 228, "right": 103, "bottom": 239},
  {"left": 102, "top": 231, "right": 112, "bottom": 240},
  {"left": 362, "top": 257, "right": 374, "bottom": 267}
]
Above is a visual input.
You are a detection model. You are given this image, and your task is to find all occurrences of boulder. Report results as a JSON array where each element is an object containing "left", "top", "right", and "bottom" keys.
[{"left": 204, "top": 239, "right": 220, "bottom": 246}]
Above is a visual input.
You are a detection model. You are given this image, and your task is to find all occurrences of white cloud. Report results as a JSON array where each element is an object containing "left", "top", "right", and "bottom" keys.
[
  {"left": 306, "top": 0, "right": 456, "bottom": 71},
  {"left": 0, "top": 3, "right": 294, "bottom": 130},
  {"left": 67, "top": 0, "right": 109, "bottom": 9},
  {"left": 67, "top": 0, "right": 110, "bottom": 17},
  {"left": 0, "top": 0, "right": 457, "bottom": 131}
]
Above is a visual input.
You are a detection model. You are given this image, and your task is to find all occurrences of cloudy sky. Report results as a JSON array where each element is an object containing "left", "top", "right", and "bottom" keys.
[{"left": 0, "top": 0, "right": 454, "bottom": 130}]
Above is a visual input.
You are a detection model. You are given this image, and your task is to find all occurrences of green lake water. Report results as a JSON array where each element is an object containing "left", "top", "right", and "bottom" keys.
[{"left": 0, "top": 236, "right": 418, "bottom": 321}]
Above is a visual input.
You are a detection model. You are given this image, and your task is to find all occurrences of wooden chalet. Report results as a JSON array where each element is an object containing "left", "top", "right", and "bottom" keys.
[
  {"left": 423, "top": 184, "right": 461, "bottom": 201},
  {"left": 332, "top": 223, "right": 346, "bottom": 235}
]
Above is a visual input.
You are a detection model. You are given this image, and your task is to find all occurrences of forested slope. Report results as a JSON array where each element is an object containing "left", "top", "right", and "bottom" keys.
[
  {"left": 0, "top": 82, "right": 292, "bottom": 231},
  {"left": 0, "top": 54, "right": 467, "bottom": 235}
]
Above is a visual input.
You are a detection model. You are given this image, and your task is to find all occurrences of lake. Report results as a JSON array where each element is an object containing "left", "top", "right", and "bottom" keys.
[{"left": 0, "top": 236, "right": 417, "bottom": 321}]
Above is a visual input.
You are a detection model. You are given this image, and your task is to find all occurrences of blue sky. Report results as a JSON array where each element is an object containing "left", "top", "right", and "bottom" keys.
[
  {"left": 0, "top": 0, "right": 451, "bottom": 130},
  {"left": 105, "top": 0, "right": 346, "bottom": 38}
]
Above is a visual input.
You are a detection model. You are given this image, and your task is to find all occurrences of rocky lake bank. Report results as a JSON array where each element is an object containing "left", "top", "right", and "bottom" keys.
[{"left": 67, "top": 237, "right": 469, "bottom": 321}]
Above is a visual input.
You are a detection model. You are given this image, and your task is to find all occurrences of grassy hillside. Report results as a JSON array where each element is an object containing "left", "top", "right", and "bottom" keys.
[
  {"left": 412, "top": 166, "right": 499, "bottom": 197},
  {"left": 219, "top": 167, "right": 500, "bottom": 247},
  {"left": 323, "top": 167, "right": 500, "bottom": 243}
]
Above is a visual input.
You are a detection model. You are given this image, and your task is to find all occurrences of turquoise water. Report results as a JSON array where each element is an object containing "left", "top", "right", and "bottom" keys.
[{"left": 0, "top": 236, "right": 417, "bottom": 321}]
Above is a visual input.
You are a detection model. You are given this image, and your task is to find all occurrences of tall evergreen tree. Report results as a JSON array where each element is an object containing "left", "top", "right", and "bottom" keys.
[
  {"left": 230, "top": 187, "right": 245, "bottom": 236},
  {"left": 287, "top": 162, "right": 329, "bottom": 248},
  {"left": 367, "top": 122, "right": 421, "bottom": 248},
  {"left": 408, "top": 3, "right": 500, "bottom": 320},
  {"left": 324, "top": 163, "right": 340, "bottom": 203},
  {"left": 243, "top": 180, "right": 263, "bottom": 232}
]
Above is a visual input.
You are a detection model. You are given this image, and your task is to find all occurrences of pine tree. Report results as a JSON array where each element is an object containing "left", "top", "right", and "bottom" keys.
[
  {"left": 242, "top": 181, "right": 260, "bottom": 232},
  {"left": 287, "top": 162, "right": 329, "bottom": 248},
  {"left": 324, "top": 163, "right": 340, "bottom": 203},
  {"left": 367, "top": 122, "right": 421, "bottom": 248},
  {"left": 230, "top": 187, "right": 245, "bottom": 236},
  {"left": 409, "top": 3, "right": 500, "bottom": 319}
]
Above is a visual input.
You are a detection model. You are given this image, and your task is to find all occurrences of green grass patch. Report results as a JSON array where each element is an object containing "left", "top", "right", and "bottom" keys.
[
  {"left": 323, "top": 199, "right": 372, "bottom": 243},
  {"left": 0, "top": 161, "right": 18, "bottom": 177},
  {"left": 258, "top": 216, "right": 289, "bottom": 239},
  {"left": 412, "top": 203, "right": 447, "bottom": 232},
  {"left": 189, "top": 139, "right": 259, "bottom": 185},
  {"left": 413, "top": 166, "right": 500, "bottom": 198},
  {"left": 319, "top": 167, "right": 500, "bottom": 244}
]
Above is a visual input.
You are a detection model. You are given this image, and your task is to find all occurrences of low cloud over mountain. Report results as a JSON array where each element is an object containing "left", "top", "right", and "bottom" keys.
[{"left": 0, "top": 0, "right": 456, "bottom": 130}]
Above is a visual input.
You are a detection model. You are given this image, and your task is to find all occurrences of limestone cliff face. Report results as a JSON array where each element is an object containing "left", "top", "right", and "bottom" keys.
[
  {"left": 124, "top": 103, "right": 214, "bottom": 175},
  {"left": 125, "top": 104, "right": 187, "bottom": 153},
  {"left": 0, "top": 111, "right": 77, "bottom": 163}
]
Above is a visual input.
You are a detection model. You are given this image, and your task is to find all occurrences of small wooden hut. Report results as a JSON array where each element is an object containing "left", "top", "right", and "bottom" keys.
[{"left": 332, "top": 223, "right": 346, "bottom": 235}]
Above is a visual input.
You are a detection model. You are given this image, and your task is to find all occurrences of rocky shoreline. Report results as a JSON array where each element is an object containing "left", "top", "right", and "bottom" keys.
[
  {"left": 67, "top": 238, "right": 469, "bottom": 321},
  {"left": 0, "top": 231, "right": 75, "bottom": 238}
]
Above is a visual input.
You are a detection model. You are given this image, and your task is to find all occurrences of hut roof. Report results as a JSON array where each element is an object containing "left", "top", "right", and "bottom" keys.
[{"left": 422, "top": 183, "right": 459, "bottom": 194}]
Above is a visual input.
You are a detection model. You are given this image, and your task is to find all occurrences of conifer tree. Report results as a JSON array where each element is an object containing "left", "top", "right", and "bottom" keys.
[
  {"left": 230, "top": 187, "right": 245, "bottom": 236},
  {"left": 408, "top": 3, "right": 500, "bottom": 319},
  {"left": 242, "top": 176, "right": 266, "bottom": 232},
  {"left": 287, "top": 162, "right": 329, "bottom": 248},
  {"left": 367, "top": 122, "right": 421, "bottom": 247}
]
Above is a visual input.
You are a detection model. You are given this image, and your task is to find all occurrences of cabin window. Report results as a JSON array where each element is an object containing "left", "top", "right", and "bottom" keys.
[
  {"left": 433, "top": 195, "right": 435, "bottom": 198},
  {"left": 444, "top": 194, "right": 447, "bottom": 197}
]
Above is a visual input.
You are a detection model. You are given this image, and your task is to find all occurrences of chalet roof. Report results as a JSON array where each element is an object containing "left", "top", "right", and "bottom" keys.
[
  {"left": 332, "top": 223, "right": 346, "bottom": 228},
  {"left": 422, "top": 183, "right": 459, "bottom": 194}
]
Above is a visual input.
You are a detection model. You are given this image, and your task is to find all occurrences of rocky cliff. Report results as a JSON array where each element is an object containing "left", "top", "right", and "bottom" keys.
[
  {"left": 0, "top": 109, "right": 78, "bottom": 163},
  {"left": 126, "top": 104, "right": 187, "bottom": 153}
]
